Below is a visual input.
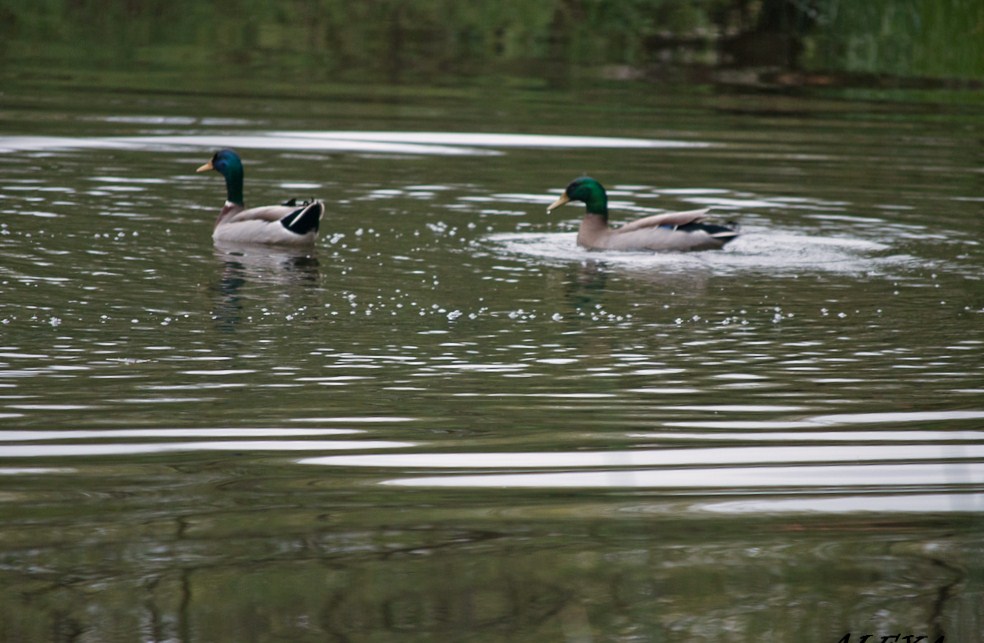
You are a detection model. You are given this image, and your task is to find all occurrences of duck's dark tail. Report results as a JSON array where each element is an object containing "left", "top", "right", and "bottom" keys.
[
  {"left": 281, "top": 201, "right": 324, "bottom": 236},
  {"left": 679, "top": 221, "right": 741, "bottom": 246},
  {"left": 709, "top": 222, "right": 740, "bottom": 246}
]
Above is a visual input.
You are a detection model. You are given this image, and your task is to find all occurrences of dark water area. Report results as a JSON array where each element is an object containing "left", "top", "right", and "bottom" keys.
[{"left": 2, "top": 3, "right": 984, "bottom": 641}]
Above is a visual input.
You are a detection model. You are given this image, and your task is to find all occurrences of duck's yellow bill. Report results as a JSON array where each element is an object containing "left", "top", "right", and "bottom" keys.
[
  {"left": 196, "top": 160, "right": 214, "bottom": 173},
  {"left": 546, "top": 193, "right": 570, "bottom": 213}
]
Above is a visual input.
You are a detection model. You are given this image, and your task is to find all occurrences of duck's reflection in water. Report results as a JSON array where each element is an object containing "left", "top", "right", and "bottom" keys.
[
  {"left": 211, "top": 242, "right": 321, "bottom": 331},
  {"left": 563, "top": 259, "right": 713, "bottom": 315},
  {"left": 563, "top": 260, "right": 609, "bottom": 314}
]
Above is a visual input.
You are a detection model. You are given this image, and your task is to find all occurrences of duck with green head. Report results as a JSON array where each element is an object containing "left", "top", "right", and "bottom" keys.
[
  {"left": 547, "top": 177, "right": 739, "bottom": 252},
  {"left": 197, "top": 149, "right": 325, "bottom": 246}
]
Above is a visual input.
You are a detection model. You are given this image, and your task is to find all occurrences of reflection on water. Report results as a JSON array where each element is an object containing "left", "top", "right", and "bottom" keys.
[
  {"left": 375, "top": 463, "right": 983, "bottom": 491},
  {"left": 0, "top": 131, "right": 705, "bottom": 157},
  {"left": 212, "top": 242, "right": 321, "bottom": 330},
  {"left": 700, "top": 493, "right": 984, "bottom": 514},
  {"left": 303, "top": 415, "right": 984, "bottom": 502},
  {"left": 0, "top": 438, "right": 413, "bottom": 458},
  {"left": 0, "top": 79, "right": 982, "bottom": 642}
]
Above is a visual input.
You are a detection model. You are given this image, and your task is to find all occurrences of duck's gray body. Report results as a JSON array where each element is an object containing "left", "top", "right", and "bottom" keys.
[
  {"left": 212, "top": 200, "right": 324, "bottom": 246},
  {"left": 548, "top": 177, "right": 739, "bottom": 253},
  {"left": 575, "top": 208, "right": 736, "bottom": 252}
]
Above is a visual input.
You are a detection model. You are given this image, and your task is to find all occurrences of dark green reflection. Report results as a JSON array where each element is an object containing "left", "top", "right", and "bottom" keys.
[
  {"left": 0, "top": 497, "right": 972, "bottom": 642},
  {"left": 2, "top": 0, "right": 982, "bottom": 84}
]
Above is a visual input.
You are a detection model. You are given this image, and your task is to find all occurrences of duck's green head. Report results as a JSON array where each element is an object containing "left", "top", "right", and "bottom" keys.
[
  {"left": 197, "top": 149, "right": 244, "bottom": 205},
  {"left": 546, "top": 177, "right": 608, "bottom": 217}
]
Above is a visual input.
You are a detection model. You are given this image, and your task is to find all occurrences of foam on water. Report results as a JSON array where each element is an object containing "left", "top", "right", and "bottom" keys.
[{"left": 486, "top": 227, "right": 916, "bottom": 276}]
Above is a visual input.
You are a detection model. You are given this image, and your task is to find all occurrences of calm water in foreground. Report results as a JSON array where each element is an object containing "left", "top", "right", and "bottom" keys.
[{"left": 0, "top": 77, "right": 982, "bottom": 642}]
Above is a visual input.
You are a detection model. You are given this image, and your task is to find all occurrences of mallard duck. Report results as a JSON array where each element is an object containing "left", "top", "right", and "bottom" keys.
[
  {"left": 547, "top": 177, "right": 739, "bottom": 252},
  {"left": 196, "top": 149, "right": 324, "bottom": 246}
]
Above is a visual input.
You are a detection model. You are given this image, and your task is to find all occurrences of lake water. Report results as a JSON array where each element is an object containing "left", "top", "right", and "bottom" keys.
[{"left": 1, "top": 76, "right": 982, "bottom": 642}]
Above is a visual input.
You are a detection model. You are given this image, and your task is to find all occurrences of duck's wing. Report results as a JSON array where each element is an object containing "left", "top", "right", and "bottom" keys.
[
  {"left": 602, "top": 207, "right": 740, "bottom": 252},
  {"left": 281, "top": 201, "right": 324, "bottom": 235},
  {"left": 616, "top": 208, "right": 713, "bottom": 233},
  {"left": 224, "top": 201, "right": 323, "bottom": 232},
  {"left": 224, "top": 205, "right": 296, "bottom": 224},
  {"left": 214, "top": 201, "right": 324, "bottom": 246}
]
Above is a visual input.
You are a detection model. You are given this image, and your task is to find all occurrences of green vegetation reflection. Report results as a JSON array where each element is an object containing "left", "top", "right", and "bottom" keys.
[{"left": 2, "top": 0, "right": 981, "bottom": 83}]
